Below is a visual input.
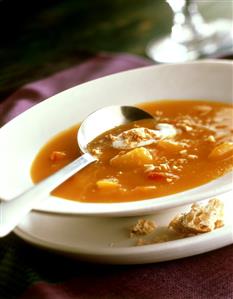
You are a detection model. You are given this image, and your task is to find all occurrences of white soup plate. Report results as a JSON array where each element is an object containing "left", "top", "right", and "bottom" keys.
[{"left": 0, "top": 60, "right": 232, "bottom": 217}]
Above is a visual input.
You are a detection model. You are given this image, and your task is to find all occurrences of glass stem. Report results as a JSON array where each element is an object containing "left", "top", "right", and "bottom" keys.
[{"left": 168, "top": 0, "right": 210, "bottom": 44}]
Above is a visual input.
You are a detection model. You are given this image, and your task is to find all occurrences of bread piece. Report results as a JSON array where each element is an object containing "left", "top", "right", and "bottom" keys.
[{"left": 169, "top": 198, "right": 224, "bottom": 236}]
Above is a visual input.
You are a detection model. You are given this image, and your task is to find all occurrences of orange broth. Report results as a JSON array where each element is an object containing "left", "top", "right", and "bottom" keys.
[{"left": 31, "top": 100, "right": 233, "bottom": 203}]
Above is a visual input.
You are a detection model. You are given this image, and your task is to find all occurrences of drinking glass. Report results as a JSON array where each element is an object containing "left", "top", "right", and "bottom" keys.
[{"left": 146, "top": 0, "right": 233, "bottom": 63}]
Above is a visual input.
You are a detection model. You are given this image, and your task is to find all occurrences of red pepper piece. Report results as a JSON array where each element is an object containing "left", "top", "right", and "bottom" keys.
[{"left": 147, "top": 171, "right": 167, "bottom": 180}]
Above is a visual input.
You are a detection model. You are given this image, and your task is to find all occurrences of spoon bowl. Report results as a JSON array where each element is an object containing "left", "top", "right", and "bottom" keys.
[
  {"left": 78, "top": 105, "right": 153, "bottom": 153},
  {"left": 0, "top": 105, "right": 153, "bottom": 237}
]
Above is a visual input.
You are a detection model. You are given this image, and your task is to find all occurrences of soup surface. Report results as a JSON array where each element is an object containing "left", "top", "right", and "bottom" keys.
[{"left": 31, "top": 100, "right": 233, "bottom": 203}]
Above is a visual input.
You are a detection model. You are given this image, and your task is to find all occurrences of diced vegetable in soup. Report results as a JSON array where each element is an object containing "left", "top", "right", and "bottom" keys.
[{"left": 31, "top": 100, "right": 233, "bottom": 203}]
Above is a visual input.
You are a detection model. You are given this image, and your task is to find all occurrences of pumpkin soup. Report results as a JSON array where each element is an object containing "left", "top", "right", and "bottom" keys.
[{"left": 31, "top": 100, "right": 233, "bottom": 203}]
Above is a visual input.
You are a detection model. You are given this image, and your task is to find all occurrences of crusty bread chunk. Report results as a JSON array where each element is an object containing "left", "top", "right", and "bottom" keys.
[
  {"left": 130, "top": 219, "right": 157, "bottom": 237},
  {"left": 169, "top": 198, "right": 224, "bottom": 236}
]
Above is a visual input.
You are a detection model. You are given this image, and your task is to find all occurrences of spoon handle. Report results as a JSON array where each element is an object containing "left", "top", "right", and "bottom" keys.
[{"left": 0, "top": 152, "right": 96, "bottom": 237}]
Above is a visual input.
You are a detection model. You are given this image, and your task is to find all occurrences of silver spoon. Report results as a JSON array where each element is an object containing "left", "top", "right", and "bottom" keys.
[{"left": 0, "top": 105, "right": 153, "bottom": 237}]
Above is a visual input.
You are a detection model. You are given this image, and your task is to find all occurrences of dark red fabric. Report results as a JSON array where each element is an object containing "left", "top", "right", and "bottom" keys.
[{"left": 22, "top": 245, "right": 233, "bottom": 299}]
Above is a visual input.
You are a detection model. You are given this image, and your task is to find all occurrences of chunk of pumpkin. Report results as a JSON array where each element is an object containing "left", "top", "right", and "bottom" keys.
[
  {"left": 96, "top": 178, "right": 120, "bottom": 189},
  {"left": 110, "top": 147, "right": 153, "bottom": 169},
  {"left": 157, "top": 140, "right": 187, "bottom": 153},
  {"left": 208, "top": 142, "right": 233, "bottom": 160}
]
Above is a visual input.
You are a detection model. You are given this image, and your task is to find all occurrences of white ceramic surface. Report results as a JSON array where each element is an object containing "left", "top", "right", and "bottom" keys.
[
  {"left": 0, "top": 60, "right": 233, "bottom": 216},
  {"left": 14, "top": 192, "right": 233, "bottom": 264}
]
